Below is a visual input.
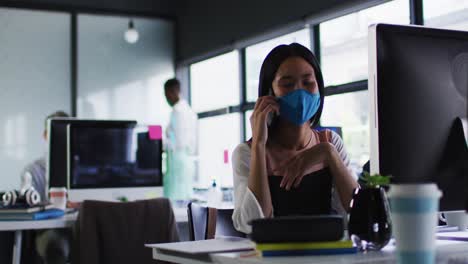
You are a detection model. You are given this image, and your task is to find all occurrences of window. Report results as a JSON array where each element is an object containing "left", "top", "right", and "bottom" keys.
[
  {"left": 320, "top": 91, "right": 369, "bottom": 174},
  {"left": 423, "top": 0, "right": 468, "bottom": 30},
  {"left": 198, "top": 113, "right": 241, "bottom": 188},
  {"left": 190, "top": 51, "right": 242, "bottom": 188},
  {"left": 320, "top": 0, "right": 410, "bottom": 87},
  {"left": 245, "top": 29, "right": 310, "bottom": 102},
  {"left": 317, "top": 0, "right": 411, "bottom": 174},
  {"left": 190, "top": 51, "right": 240, "bottom": 112},
  {"left": 191, "top": 0, "right": 416, "bottom": 187}
]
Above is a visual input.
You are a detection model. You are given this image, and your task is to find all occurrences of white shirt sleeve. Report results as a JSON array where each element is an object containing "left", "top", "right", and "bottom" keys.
[
  {"left": 231, "top": 143, "right": 265, "bottom": 234},
  {"left": 329, "top": 130, "right": 358, "bottom": 217},
  {"left": 329, "top": 130, "right": 357, "bottom": 181}
]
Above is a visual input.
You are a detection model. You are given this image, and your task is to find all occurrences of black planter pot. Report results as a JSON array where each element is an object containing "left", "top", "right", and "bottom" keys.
[{"left": 348, "top": 187, "right": 392, "bottom": 250}]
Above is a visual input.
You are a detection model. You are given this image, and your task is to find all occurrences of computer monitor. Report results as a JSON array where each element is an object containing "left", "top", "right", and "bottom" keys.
[
  {"left": 67, "top": 122, "right": 163, "bottom": 201},
  {"left": 47, "top": 118, "right": 137, "bottom": 189},
  {"left": 369, "top": 24, "right": 468, "bottom": 211}
]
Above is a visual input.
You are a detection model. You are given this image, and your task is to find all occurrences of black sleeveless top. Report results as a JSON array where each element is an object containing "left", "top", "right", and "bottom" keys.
[
  {"left": 247, "top": 129, "right": 336, "bottom": 217},
  {"left": 265, "top": 129, "right": 334, "bottom": 217},
  {"left": 268, "top": 168, "right": 333, "bottom": 217}
]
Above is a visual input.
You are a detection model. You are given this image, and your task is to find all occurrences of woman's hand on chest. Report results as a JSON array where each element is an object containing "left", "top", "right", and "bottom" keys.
[{"left": 272, "top": 142, "right": 337, "bottom": 190}]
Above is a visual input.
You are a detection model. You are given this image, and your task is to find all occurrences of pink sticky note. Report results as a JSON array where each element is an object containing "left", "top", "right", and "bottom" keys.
[
  {"left": 224, "top": 150, "right": 229, "bottom": 164},
  {"left": 148, "top": 125, "right": 162, "bottom": 140}
]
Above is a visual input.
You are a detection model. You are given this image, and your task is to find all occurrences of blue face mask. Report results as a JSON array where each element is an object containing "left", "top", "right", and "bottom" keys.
[{"left": 277, "top": 89, "right": 320, "bottom": 126}]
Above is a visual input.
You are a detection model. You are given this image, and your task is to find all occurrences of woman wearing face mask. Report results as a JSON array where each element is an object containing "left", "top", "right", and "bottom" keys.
[{"left": 232, "top": 43, "right": 359, "bottom": 234}]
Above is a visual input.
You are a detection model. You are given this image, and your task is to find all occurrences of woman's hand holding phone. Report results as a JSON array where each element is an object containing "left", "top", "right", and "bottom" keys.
[{"left": 250, "top": 96, "right": 279, "bottom": 146}]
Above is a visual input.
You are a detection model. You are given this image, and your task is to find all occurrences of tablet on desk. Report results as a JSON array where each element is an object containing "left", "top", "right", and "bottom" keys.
[{"left": 249, "top": 215, "right": 344, "bottom": 243}]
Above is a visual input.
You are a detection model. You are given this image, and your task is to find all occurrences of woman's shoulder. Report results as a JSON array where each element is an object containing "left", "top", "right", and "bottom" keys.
[
  {"left": 312, "top": 128, "right": 343, "bottom": 145},
  {"left": 328, "top": 129, "right": 344, "bottom": 146},
  {"left": 233, "top": 142, "right": 252, "bottom": 158},
  {"left": 232, "top": 142, "right": 252, "bottom": 171}
]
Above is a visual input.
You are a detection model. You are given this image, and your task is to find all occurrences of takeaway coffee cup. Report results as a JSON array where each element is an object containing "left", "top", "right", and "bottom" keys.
[
  {"left": 387, "top": 184, "right": 442, "bottom": 264},
  {"left": 49, "top": 187, "right": 67, "bottom": 210}
]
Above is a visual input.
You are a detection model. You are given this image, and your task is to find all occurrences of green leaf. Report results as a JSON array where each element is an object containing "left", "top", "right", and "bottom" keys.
[{"left": 359, "top": 172, "right": 392, "bottom": 188}]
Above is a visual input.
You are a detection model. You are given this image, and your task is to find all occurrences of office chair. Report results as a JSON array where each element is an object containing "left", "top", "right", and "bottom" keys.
[
  {"left": 73, "top": 198, "right": 179, "bottom": 264},
  {"left": 0, "top": 232, "right": 13, "bottom": 263},
  {"left": 187, "top": 202, "right": 245, "bottom": 240},
  {"left": 187, "top": 202, "right": 208, "bottom": 241}
]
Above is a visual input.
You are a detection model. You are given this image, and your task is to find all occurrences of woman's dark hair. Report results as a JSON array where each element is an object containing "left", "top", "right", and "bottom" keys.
[{"left": 258, "top": 43, "right": 325, "bottom": 127}]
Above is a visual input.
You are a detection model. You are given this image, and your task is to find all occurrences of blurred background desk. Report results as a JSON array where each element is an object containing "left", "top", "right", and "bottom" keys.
[
  {"left": 0, "top": 212, "right": 78, "bottom": 264},
  {"left": 0, "top": 204, "right": 189, "bottom": 264}
]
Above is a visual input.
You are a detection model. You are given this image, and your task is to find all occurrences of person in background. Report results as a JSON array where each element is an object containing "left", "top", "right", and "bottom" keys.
[
  {"left": 21, "top": 111, "right": 69, "bottom": 201},
  {"left": 231, "top": 43, "right": 358, "bottom": 234},
  {"left": 20, "top": 110, "right": 70, "bottom": 264},
  {"left": 163, "top": 78, "right": 198, "bottom": 202}
]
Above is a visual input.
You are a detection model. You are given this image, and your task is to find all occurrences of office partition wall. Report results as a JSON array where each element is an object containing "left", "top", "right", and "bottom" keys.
[
  {"left": 0, "top": 8, "right": 71, "bottom": 190},
  {"left": 0, "top": 9, "right": 175, "bottom": 191}
]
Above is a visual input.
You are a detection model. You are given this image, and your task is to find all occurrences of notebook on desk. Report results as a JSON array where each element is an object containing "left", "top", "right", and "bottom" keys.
[
  {"left": 0, "top": 203, "right": 54, "bottom": 214},
  {"left": 256, "top": 240, "right": 357, "bottom": 257},
  {"left": 146, "top": 237, "right": 255, "bottom": 255}
]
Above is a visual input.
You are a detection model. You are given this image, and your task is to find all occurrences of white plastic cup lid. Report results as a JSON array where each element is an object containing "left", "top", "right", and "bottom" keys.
[
  {"left": 387, "top": 183, "right": 442, "bottom": 199},
  {"left": 49, "top": 187, "right": 67, "bottom": 193}
]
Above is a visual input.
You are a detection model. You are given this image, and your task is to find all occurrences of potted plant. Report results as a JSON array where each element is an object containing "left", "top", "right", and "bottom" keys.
[{"left": 348, "top": 172, "right": 392, "bottom": 251}]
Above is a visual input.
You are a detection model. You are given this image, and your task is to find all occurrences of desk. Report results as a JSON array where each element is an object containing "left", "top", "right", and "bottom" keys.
[
  {"left": 0, "top": 205, "right": 188, "bottom": 264},
  {"left": 152, "top": 239, "right": 468, "bottom": 264},
  {"left": 0, "top": 212, "right": 78, "bottom": 264}
]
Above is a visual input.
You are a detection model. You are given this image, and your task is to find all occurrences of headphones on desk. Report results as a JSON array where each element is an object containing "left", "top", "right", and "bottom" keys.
[{"left": 1, "top": 187, "right": 41, "bottom": 207}]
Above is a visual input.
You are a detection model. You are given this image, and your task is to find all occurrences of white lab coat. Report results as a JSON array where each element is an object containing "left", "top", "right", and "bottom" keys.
[{"left": 164, "top": 99, "right": 198, "bottom": 200}]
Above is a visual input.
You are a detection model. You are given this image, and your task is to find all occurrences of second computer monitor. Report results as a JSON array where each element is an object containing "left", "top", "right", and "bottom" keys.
[
  {"left": 67, "top": 122, "right": 163, "bottom": 201},
  {"left": 47, "top": 119, "right": 137, "bottom": 189},
  {"left": 369, "top": 24, "right": 468, "bottom": 211}
]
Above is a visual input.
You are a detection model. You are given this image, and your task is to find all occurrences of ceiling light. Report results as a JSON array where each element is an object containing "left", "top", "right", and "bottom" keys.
[{"left": 124, "top": 19, "right": 139, "bottom": 44}]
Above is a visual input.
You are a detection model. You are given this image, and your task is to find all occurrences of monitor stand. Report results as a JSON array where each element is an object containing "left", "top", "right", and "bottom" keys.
[
  {"left": 436, "top": 211, "right": 468, "bottom": 242},
  {"left": 438, "top": 211, "right": 468, "bottom": 232}
]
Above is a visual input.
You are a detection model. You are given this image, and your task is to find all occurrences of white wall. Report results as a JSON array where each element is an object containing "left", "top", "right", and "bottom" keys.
[
  {"left": 0, "top": 8, "right": 71, "bottom": 191},
  {"left": 77, "top": 14, "right": 174, "bottom": 129}
]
